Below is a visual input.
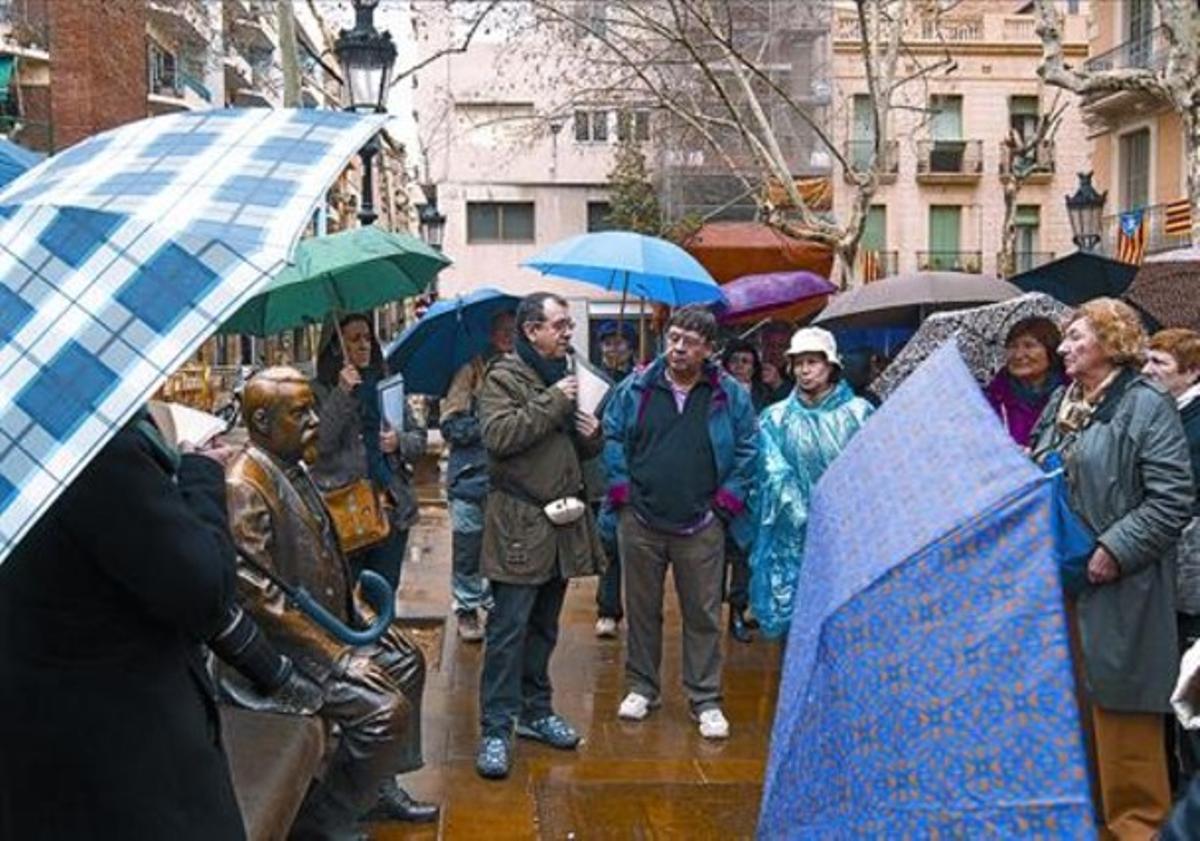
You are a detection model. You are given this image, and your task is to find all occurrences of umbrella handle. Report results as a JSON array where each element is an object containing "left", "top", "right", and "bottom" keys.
[
  {"left": 291, "top": 570, "right": 396, "bottom": 646},
  {"left": 332, "top": 312, "right": 349, "bottom": 363}
]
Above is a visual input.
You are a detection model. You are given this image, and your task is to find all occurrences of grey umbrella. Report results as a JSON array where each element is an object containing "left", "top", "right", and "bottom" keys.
[
  {"left": 870, "top": 292, "right": 1073, "bottom": 401},
  {"left": 814, "top": 271, "right": 1022, "bottom": 329}
]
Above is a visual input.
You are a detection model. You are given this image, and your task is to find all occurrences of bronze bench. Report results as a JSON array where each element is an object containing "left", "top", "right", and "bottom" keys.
[{"left": 220, "top": 706, "right": 326, "bottom": 841}]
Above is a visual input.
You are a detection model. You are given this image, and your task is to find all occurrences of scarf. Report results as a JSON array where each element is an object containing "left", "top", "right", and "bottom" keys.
[
  {"left": 1055, "top": 369, "right": 1120, "bottom": 434},
  {"left": 1009, "top": 369, "right": 1063, "bottom": 408},
  {"left": 516, "top": 334, "right": 568, "bottom": 386}
]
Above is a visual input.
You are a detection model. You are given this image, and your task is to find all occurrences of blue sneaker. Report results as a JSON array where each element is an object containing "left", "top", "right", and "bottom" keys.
[
  {"left": 474, "top": 735, "right": 511, "bottom": 780},
  {"left": 515, "top": 714, "right": 581, "bottom": 750}
]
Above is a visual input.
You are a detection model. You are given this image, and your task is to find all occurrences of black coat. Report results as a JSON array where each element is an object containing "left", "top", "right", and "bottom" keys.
[{"left": 0, "top": 427, "right": 246, "bottom": 841}]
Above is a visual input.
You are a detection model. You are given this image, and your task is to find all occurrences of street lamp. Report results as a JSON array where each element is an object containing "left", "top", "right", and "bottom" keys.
[
  {"left": 418, "top": 185, "right": 446, "bottom": 251},
  {"left": 1065, "top": 171, "right": 1107, "bottom": 252},
  {"left": 334, "top": 0, "right": 397, "bottom": 226},
  {"left": 334, "top": 0, "right": 396, "bottom": 114}
]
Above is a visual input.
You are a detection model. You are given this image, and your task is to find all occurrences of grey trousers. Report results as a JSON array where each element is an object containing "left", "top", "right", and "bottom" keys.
[{"left": 619, "top": 509, "right": 725, "bottom": 713}]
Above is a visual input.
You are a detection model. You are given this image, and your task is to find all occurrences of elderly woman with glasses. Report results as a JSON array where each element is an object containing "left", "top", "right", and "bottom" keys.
[{"left": 1031, "top": 298, "right": 1195, "bottom": 840}]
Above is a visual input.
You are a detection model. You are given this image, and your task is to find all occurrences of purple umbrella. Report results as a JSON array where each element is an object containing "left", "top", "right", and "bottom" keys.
[{"left": 715, "top": 270, "right": 836, "bottom": 324}]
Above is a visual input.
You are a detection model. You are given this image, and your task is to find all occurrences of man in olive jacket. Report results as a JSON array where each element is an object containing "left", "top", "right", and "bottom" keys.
[{"left": 474, "top": 292, "right": 606, "bottom": 779}]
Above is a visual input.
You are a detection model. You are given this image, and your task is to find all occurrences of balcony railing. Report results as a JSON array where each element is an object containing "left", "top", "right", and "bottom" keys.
[
  {"left": 843, "top": 139, "right": 899, "bottom": 178},
  {"left": 1100, "top": 201, "right": 1192, "bottom": 258},
  {"left": 917, "top": 251, "right": 983, "bottom": 273},
  {"left": 999, "top": 139, "right": 1055, "bottom": 179},
  {"left": 861, "top": 249, "right": 900, "bottom": 280},
  {"left": 1085, "top": 26, "right": 1169, "bottom": 73},
  {"left": 921, "top": 16, "right": 983, "bottom": 42},
  {"left": 997, "top": 251, "right": 1056, "bottom": 275},
  {"left": 916, "top": 140, "right": 983, "bottom": 178}
]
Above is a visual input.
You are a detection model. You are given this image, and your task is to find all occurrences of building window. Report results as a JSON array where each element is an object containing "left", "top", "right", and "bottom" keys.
[
  {"left": 1008, "top": 96, "right": 1039, "bottom": 142},
  {"left": 467, "top": 201, "right": 535, "bottom": 243},
  {"left": 862, "top": 205, "right": 887, "bottom": 252},
  {"left": 929, "top": 95, "right": 963, "bottom": 140},
  {"left": 575, "top": 0, "right": 608, "bottom": 37},
  {"left": 616, "top": 109, "right": 650, "bottom": 143},
  {"left": 928, "top": 205, "right": 962, "bottom": 269},
  {"left": 1015, "top": 205, "right": 1040, "bottom": 272},
  {"left": 148, "top": 38, "right": 178, "bottom": 97},
  {"left": 574, "top": 109, "right": 609, "bottom": 143},
  {"left": 1119, "top": 128, "right": 1151, "bottom": 210},
  {"left": 587, "top": 201, "right": 613, "bottom": 232}
]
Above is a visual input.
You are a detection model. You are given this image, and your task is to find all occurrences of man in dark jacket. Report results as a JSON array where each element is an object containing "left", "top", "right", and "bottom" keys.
[
  {"left": 474, "top": 292, "right": 606, "bottom": 780},
  {"left": 0, "top": 417, "right": 247, "bottom": 841},
  {"left": 603, "top": 306, "right": 757, "bottom": 741},
  {"left": 441, "top": 310, "right": 514, "bottom": 642}
]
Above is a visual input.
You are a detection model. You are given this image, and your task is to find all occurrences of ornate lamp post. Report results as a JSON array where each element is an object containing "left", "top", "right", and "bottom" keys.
[
  {"left": 1065, "top": 171, "right": 1107, "bottom": 252},
  {"left": 334, "top": 0, "right": 396, "bottom": 226},
  {"left": 417, "top": 185, "right": 446, "bottom": 251}
]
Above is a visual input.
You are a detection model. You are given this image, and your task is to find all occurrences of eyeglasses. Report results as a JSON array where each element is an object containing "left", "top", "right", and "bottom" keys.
[
  {"left": 534, "top": 317, "right": 575, "bottom": 334},
  {"left": 666, "top": 330, "right": 706, "bottom": 350}
]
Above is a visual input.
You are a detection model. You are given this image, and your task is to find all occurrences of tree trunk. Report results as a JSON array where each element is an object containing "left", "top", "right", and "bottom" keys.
[
  {"left": 278, "top": 0, "right": 301, "bottom": 108},
  {"left": 999, "top": 178, "right": 1019, "bottom": 278},
  {"left": 1186, "top": 104, "right": 1200, "bottom": 249}
]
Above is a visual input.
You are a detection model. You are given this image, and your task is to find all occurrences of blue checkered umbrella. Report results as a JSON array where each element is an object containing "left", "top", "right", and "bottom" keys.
[{"left": 0, "top": 108, "right": 387, "bottom": 566}]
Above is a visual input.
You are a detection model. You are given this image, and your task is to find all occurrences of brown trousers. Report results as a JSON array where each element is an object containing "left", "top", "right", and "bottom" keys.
[
  {"left": 1088, "top": 706, "right": 1172, "bottom": 841},
  {"left": 619, "top": 509, "right": 725, "bottom": 713},
  {"left": 1066, "top": 604, "right": 1171, "bottom": 840}
]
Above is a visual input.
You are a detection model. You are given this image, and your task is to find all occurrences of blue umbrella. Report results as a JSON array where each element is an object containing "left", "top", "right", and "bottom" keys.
[
  {"left": 0, "top": 108, "right": 387, "bottom": 566},
  {"left": 384, "top": 287, "right": 519, "bottom": 396},
  {"left": 760, "top": 343, "right": 1093, "bottom": 837},
  {"left": 522, "top": 231, "right": 724, "bottom": 306}
]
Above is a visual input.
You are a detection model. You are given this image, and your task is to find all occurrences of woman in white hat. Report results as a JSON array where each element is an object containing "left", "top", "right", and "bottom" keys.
[{"left": 748, "top": 327, "right": 875, "bottom": 639}]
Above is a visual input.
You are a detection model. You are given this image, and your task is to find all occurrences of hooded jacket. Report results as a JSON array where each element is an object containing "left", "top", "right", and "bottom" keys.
[
  {"left": 748, "top": 380, "right": 874, "bottom": 638},
  {"left": 478, "top": 353, "right": 607, "bottom": 584}
]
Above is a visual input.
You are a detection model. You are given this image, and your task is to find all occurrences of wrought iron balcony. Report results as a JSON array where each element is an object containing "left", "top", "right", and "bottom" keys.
[
  {"left": 996, "top": 251, "right": 1056, "bottom": 276},
  {"left": 1085, "top": 26, "right": 1169, "bottom": 73},
  {"left": 860, "top": 249, "right": 900, "bottom": 280},
  {"left": 843, "top": 140, "right": 899, "bottom": 183},
  {"left": 999, "top": 140, "right": 1055, "bottom": 181},
  {"left": 1099, "top": 201, "right": 1192, "bottom": 259},
  {"left": 916, "top": 140, "right": 983, "bottom": 182},
  {"left": 916, "top": 251, "right": 983, "bottom": 273}
]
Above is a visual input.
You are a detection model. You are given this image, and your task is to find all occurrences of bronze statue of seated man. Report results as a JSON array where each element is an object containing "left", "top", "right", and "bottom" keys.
[{"left": 222, "top": 366, "right": 437, "bottom": 837}]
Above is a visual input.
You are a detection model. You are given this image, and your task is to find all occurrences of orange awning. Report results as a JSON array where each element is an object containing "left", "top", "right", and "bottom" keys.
[{"left": 683, "top": 221, "right": 834, "bottom": 284}]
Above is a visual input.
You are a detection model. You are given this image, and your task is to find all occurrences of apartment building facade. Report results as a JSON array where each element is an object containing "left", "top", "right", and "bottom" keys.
[
  {"left": 1083, "top": 0, "right": 1192, "bottom": 257},
  {"left": 830, "top": 0, "right": 1092, "bottom": 279},
  {"left": 413, "top": 1, "right": 833, "bottom": 313}
]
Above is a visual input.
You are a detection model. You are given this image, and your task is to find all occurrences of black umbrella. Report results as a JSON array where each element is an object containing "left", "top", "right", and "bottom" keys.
[{"left": 1009, "top": 251, "right": 1137, "bottom": 306}]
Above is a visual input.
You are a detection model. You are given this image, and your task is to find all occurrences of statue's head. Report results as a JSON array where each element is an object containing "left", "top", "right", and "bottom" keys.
[{"left": 243, "top": 366, "right": 319, "bottom": 465}]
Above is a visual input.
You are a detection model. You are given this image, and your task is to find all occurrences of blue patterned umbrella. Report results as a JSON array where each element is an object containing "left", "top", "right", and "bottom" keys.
[
  {"left": 759, "top": 343, "right": 1094, "bottom": 838},
  {"left": 0, "top": 108, "right": 387, "bottom": 566},
  {"left": 522, "top": 231, "right": 725, "bottom": 306}
]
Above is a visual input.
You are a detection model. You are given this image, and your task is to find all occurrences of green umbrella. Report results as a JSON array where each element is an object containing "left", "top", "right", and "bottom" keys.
[{"left": 219, "top": 225, "right": 450, "bottom": 336}]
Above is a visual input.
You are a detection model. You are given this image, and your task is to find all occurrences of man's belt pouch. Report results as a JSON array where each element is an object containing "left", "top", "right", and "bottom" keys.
[{"left": 544, "top": 496, "right": 586, "bottom": 526}]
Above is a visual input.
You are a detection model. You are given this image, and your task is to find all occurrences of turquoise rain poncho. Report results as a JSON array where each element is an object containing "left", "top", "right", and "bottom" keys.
[{"left": 749, "top": 380, "right": 874, "bottom": 638}]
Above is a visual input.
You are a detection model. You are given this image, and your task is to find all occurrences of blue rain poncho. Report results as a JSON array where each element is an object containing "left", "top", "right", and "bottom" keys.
[{"left": 749, "top": 380, "right": 873, "bottom": 638}]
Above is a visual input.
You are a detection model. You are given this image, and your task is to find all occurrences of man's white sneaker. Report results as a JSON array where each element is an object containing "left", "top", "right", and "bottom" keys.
[
  {"left": 697, "top": 708, "right": 730, "bottom": 740},
  {"left": 617, "top": 692, "right": 657, "bottom": 721},
  {"left": 595, "top": 617, "right": 618, "bottom": 638}
]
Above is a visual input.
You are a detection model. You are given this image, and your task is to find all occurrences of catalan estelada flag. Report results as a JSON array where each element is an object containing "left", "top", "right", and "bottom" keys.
[
  {"left": 1116, "top": 209, "right": 1147, "bottom": 265},
  {"left": 861, "top": 249, "right": 882, "bottom": 283}
]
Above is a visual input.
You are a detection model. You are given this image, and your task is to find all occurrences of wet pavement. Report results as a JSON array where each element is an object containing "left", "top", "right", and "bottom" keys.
[{"left": 373, "top": 508, "right": 781, "bottom": 840}]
